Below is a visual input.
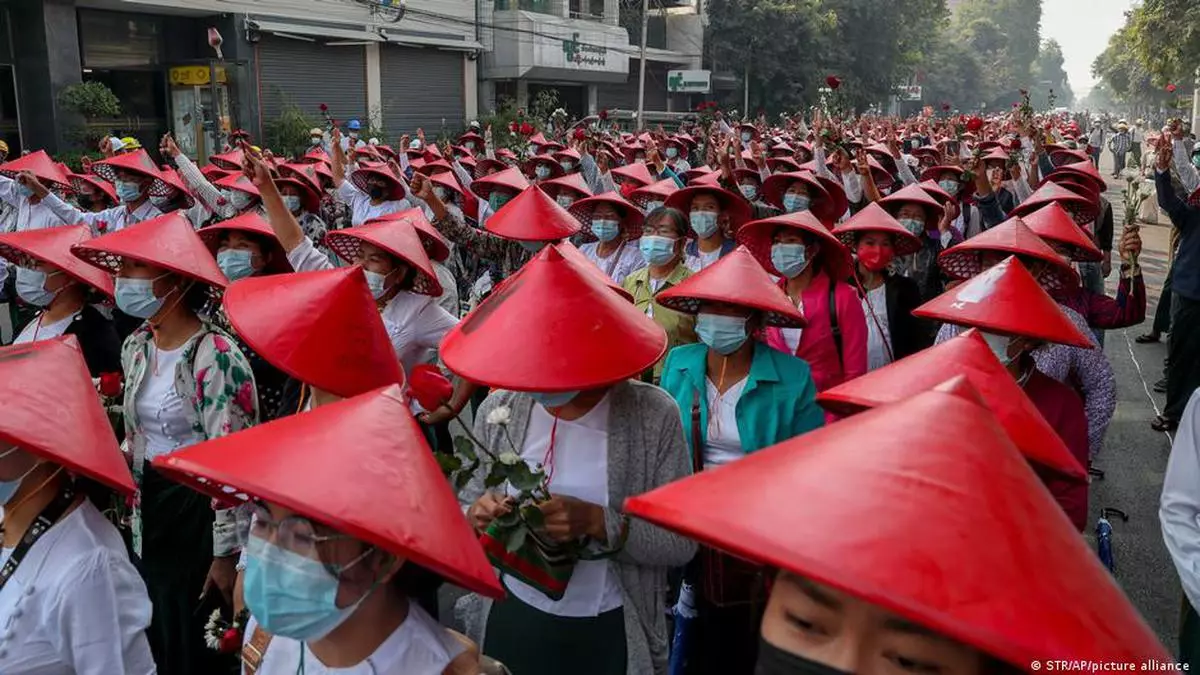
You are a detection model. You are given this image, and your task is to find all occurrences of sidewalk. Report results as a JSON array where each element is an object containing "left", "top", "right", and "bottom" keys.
[{"left": 1088, "top": 152, "right": 1179, "bottom": 651}]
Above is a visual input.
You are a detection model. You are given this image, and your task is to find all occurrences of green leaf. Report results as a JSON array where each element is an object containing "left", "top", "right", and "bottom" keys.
[
  {"left": 520, "top": 504, "right": 545, "bottom": 530},
  {"left": 506, "top": 462, "right": 544, "bottom": 492},
  {"left": 484, "top": 470, "right": 506, "bottom": 489},
  {"left": 504, "top": 523, "right": 529, "bottom": 553},
  {"left": 494, "top": 509, "right": 521, "bottom": 529},
  {"left": 454, "top": 436, "right": 478, "bottom": 462},
  {"left": 453, "top": 469, "right": 474, "bottom": 492},
  {"left": 434, "top": 452, "right": 462, "bottom": 477}
]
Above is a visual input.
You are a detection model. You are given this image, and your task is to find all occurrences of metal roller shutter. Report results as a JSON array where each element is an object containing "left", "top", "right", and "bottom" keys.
[
  {"left": 379, "top": 45, "right": 464, "bottom": 136},
  {"left": 256, "top": 36, "right": 367, "bottom": 125},
  {"left": 596, "top": 61, "right": 669, "bottom": 111}
]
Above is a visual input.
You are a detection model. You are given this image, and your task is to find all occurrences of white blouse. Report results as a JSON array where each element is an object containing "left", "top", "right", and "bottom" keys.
[
  {"left": 243, "top": 602, "right": 463, "bottom": 675},
  {"left": 704, "top": 376, "right": 747, "bottom": 469},
  {"left": 578, "top": 241, "right": 645, "bottom": 285},
  {"left": 13, "top": 311, "right": 78, "bottom": 345},
  {"left": 0, "top": 500, "right": 155, "bottom": 675},
  {"left": 861, "top": 284, "right": 892, "bottom": 371},
  {"left": 505, "top": 395, "right": 624, "bottom": 617},
  {"left": 135, "top": 343, "right": 204, "bottom": 462}
]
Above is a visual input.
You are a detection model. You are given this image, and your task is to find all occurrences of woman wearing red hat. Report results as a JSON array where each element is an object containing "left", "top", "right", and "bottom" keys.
[
  {"left": 71, "top": 212, "right": 258, "bottom": 675},
  {"left": 934, "top": 221, "right": 1117, "bottom": 462},
  {"left": 69, "top": 170, "right": 117, "bottom": 213},
  {"left": 0, "top": 337, "right": 156, "bottom": 673},
  {"left": 0, "top": 150, "right": 73, "bottom": 234},
  {"left": 0, "top": 226, "right": 121, "bottom": 374},
  {"left": 445, "top": 247, "right": 695, "bottom": 675},
  {"left": 151, "top": 386, "right": 504, "bottom": 675},
  {"left": 32, "top": 149, "right": 167, "bottom": 235},
  {"left": 739, "top": 211, "right": 868, "bottom": 392},
  {"left": 569, "top": 192, "right": 646, "bottom": 284},
  {"left": 625, "top": 378, "right": 1169, "bottom": 674},
  {"left": 655, "top": 246, "right": 823, "bottom": 674},
  {"left": 622, "top": 208, "right": 698, "bottom": 382},
  {"left": 330, "top": 128, "right": 413, "bottom": 226},
  {"left": 161, "top": 133, "right": 258, "bottom": 222},
  {"left": 664, "top": 183, "right": 750, "bottom": 272},
  {"left": 878, "top": 183, "right": 961, "bottom": 301},
  {"left": 916, "top": 257, "right": 1099, "bottom": 529},
  {"left": 833, "top": 203, "right": 931, "bottom": 369}
]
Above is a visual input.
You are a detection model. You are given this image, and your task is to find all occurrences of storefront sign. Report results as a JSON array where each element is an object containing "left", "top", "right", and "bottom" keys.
[
  {"left": 667, "top": 70, "right": 711, "bottom": 93},
  {"left": 169, "top": 65, "right": 227, "bottom": 87},
  {"left": 897, "top": 85, "right": 922, "bottom": 101},
  {"left": 562, "top": 33, "right": 607, "bottom": 67}
]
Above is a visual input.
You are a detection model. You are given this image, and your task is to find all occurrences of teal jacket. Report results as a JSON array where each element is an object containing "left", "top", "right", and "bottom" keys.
[{"left": 660, "top": 341, "right": 825, "bottom": 463}]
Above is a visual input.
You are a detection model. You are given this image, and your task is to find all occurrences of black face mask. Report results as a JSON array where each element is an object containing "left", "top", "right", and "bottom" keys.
[
  {"left": 755, "top": 637, "right": 854, "bottom": 675},
  {"left": 368, "top": 185, "right": 387, "bottom": 200},
  {"left": 76, "top": 195, "right": 94, "bottom": 210}
]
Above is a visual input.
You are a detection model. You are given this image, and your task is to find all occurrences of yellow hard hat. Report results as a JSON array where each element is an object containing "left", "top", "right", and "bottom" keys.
[
  {"left": 120, "top": 136, "right": 142, "bottom": 150},
  {"left": 0, "top": 140, "right": 9, "bottom": 154}
]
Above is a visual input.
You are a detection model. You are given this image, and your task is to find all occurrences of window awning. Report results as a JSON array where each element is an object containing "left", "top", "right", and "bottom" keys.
[{"left": 249, "top": 19, "right": 385, "bottom": 43}]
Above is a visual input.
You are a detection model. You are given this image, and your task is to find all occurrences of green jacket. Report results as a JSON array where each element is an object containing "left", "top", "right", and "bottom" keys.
[
  {"left": 660, "top": 341, "right": 825, "bottom": 462},
  {"left": 622, "top": 262, "right": 697, "bottom": 381}
]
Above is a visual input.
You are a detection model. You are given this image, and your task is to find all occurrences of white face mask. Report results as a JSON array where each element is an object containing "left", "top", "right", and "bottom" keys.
[{"left": 980, "top": 331, "right": 1016, "bottom": 366}]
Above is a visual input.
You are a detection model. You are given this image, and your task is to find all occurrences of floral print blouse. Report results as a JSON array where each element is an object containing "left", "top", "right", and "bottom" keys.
[{"left": 121, "top": 322, "right": 259, "bottom": 555}]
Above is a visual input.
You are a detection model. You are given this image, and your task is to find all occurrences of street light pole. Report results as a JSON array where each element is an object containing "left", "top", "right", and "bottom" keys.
[{"left": 635, "top": 0, "right": 649, "bottom": 130}]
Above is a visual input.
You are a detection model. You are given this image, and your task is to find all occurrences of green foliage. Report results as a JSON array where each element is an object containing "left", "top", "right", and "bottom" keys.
[
  {"left": 263, "top": 102, "right": 318, "bottom": 160},
  {"left": 1092, "top": 2, "right": 1196, "bottom": 110},
  {"left": 476, "top": 98, "right": 543, "bottom": 153},
  {"left": 58, "top": 81, "right": 122, "bottom": 119}
]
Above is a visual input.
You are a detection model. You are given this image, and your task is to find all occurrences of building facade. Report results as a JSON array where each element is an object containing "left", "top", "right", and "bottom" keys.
[{"left": 1, "top": 0, "right": 482, "bottom": 159}]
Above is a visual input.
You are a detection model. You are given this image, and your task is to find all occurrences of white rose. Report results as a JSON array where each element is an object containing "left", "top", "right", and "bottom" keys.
[
  {"left": 486, "top": 406, "right": 511, "bottom": 426},
  {"left": 498, "top": 451, "right": 521, "bottom": 466}
]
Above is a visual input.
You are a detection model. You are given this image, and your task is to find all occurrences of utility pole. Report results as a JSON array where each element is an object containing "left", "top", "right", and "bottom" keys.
[
  {"left": 635, "top": 0, "right": 649, "bottom": 130},
  {"left": 743, "top": 64, "right": 749, "bottom": 113}
]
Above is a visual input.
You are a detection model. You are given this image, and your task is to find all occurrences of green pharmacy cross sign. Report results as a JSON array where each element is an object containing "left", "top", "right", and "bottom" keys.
[
  {"left": 667, "top": 70, "right": 711, "bottom": 94},
  {"left": 563, "top": 33, "right": 607, "bottom": 67}
]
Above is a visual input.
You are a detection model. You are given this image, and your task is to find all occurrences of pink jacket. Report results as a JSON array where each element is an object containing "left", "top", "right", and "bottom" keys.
[{"left": 765, "top": 271, "right": 868, "bottom": 392}]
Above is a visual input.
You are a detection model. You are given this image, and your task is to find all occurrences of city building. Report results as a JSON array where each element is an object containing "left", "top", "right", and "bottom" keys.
[{"left": 0, "top": 0, "right": 483, "bottom": 160}]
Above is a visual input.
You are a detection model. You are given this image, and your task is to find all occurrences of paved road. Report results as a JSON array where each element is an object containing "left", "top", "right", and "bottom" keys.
[{"left": 1087, "top": 153, "right": 1180, "bottom": 652}]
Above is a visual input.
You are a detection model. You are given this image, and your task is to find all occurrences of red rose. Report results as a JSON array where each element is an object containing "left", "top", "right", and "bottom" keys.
[
  {"left": 318, "top": 103, "right": 328, "bottom": 112},
  {"left": 598, "top": 109, "right": 609, "bottom": 120},
  {"left": 573, "top": 128, "right": 587, "bottom": 140},
  {"left": 941, "top": 103, "right": 950, "bottom": 112},
  {"left": 1167, "top": 83, "right": 1177, "bottom": 93},
  {"left": 508, "top": 121, "right": 518, "bottom": 133},
  {"left": 965, "top": 116, "right": 984, "bottom": 132},
  {"left": 520, "top": 122, "right": 534, "bottom": 136},
  {"left": 98, "top": 372, "right": 123, "bottom": 398},
  {"left": 96, "top": 220, "right": 108, "bottom": 233},
  {"left": 219, "top": 627, "right": 241, "bottom": 653},
  {"left": 825, "top": 75, "right": 841, "bottom": 90},
  {"left": 409, "top": 364, "right": 454, "bottom": 412}
]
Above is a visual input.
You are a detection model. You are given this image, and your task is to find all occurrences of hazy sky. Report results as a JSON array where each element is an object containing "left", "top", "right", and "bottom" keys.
[{"left": 1040, "top": 0, "right": 1136, "bottom": 95}]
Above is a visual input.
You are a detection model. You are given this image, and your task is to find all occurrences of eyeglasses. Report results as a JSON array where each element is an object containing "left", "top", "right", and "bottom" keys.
[
  {"left": 641, "top": 225, "right": 680, "bottom": 237},
  {"left": 248, "top": 503, "right": 352, "bottom": 560}
]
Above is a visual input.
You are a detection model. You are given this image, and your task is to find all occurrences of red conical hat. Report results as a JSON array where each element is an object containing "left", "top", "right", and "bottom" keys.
[
  {"left": 200, "top": 165, "right": 233, "bottom": 183},
  {"left": 213, "top": 172, "right": 261, "bottom": 199},
  {"left": 223, "top": 267, "right": 404, "bottom": 398},
  {"left": 1043, "top": 173, "right": 1101, "bottom": 202},
  {"left": 278, "top": 162, "right": 324, "bottom": 196},
  {"left": 690, "top": 172, "right": 721, "bottom": 187},
  {"left": 69, "top": 172, "right": 117, "bottom": 206},
  {"left": 981, "top": 147, "right": 1012, "bottom": 166},
  {"left": 151, "top": 385, "right": 501, "bottom": 598},
  {"left": 208, "top": 148, "right": 245, "bottom": 171},
  {"left": 656, "top": 246, "right": 805, "bottom": 328},
  {"left": 155, "top": 167, "right": 198, "bottom": 208},
  {"left": 483, "top": 186, "right": 581, "bottom": 242},
  {"left": 1052, "top": 160, "right": 1108, "bottom": 193},
  {"left": 878, "top": 183, "right": 943, "bottom": 231},
  {"left": 817, "top": 329, "right": 1085, "bottom": 479},
  {"left": 469, "top": 166, "right": 530, "bottom": 201},
  {"left": 196, "top": 212, "right": 293, "bottom": 275},
  {"left": 628, "top": 178, "right": 680, "bottom": 210},
  {"left": 272, "top": 175, "right": 321, "bottom": 214},
  {"left": 1050, "top": 149, "right": 1091, "bottom": 167},
  {"left": 301, "top": 147, "right": 331, "bottom": 165},
  {"left": 372, "top": 208, "right": 452, "bottom": 264},
  {"left": 916, "top": 179, "right": 953, "bottom": 205},
  {"left": 441, "top": 246, "right": 666, "bottom": 391},
  {"left": 831, "top": 202, "right": 923, "bottom": 257},
  {"left": 664, "top": 184, "right": 753, "bottom": 231},
  {"left": 523, "top": 154, "right": 565, "bottom": 181},
  {"left": 539, "top": 172, "right": 592, "bottom": 200},
  {"left": 0, "top": 225, "right": 115, "bottom": 297},
  {"left": 765, "top": 156, "right": 802, "bottom": 174},
  {"left": 1009, "top": 183, "right": 1099, "bottom": 226},
  {"left": 938, "top": 216, "right": 1080, "bottom": 291},
  {"left": 88, "top": 150, "right": 171, "bottom": 197},
  {"left": 71, "top": 212, "right": 227, "bottom": 288},
  {"left": 0, "top": 150, "right": 71, "bottom": 189},
  {"left": 553, "top": 242, "right": 635, "bottom": 302},
  {"left": 624, "top": 383, "right": 1168, "bottom": 667},
  {"left": 428, "top": 171, "right": 468, "bottom": 206},
  {"left": 918, "top": 165, "right": 971, "bottom": 199},
  {"left": 610, "top": 162, "right": 655, "bottom": 188},
  {"left": 737, "top": 210, "right": 852, "bottom": 279},
  {"left": 760, "top": 171, "right": 832, "bottom": 222},
  {"left": 1021, "top": 203, "right": 1104, "bottom": 263},
  {"left": 349, "top": 162, "right": 407, "bottom": 201},
  {"left": 567, "top": 191, "right": 645, "bottom": 241},
  {"left": 0, "top": 336, "right": 135, "bottom": 494},
  {"left": 825, "top": 153, "right": 893, "bottom": 189},
  {"left": 325, "top": 218, "right": 442, "bottom": 297},
  {"left": 681, "top": 166, "right": 715, "bottom": 184},
  {"left": 416, "top": 160, "right": 453, "bottom": 177},
  {"left": 913, "top": 256, "right": 1093, "bottom": 348}
]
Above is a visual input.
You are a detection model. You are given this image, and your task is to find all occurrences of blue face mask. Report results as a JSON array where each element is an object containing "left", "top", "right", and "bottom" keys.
[
  {"left": 556, "top": 194, "right": 575, "bottom": 208},
  {"left": 739, "top": 184, "right": 758, "bottom": 200},
  {"left": 363, "top": 269, "right": 392, "bottom": 299},
  {"left": 489, "top": 192, "right": 512, "bottom": 212},
  {"left": 741, "top": 132, "right": 753, "bottom": 143},
  {"left": 15, "top": 266, "right": 57, "bottom": 307},
  {"left": 696, "top": 312, "right": 750, "bottom": 355},
  {"left": 591, "top": 218, "right": 620, "bottom": 243},
  {"left": 243, "top": 536, "right": 375, "bottom": 642},
  {"left": 115, "top": 276, "right": 167, "bottom": 319},
  {"left": 529, "top": 390, "right": 580, "bottom": 408},
  {"left": 560, "top": 161, "right": 575, "bottom": 173},
  {"left": 115, "top": 180, "right": 143, "bottom": 204},
  {"left": 665, "top": 146, "right": 679, "bottom": 159},
  {"left": 690, "top": 210, "right": 719, "bottom": 238},
  {"left": 938, "top": 179, "right": 959, "bottom": 195},
  {"left": 898, "top": 217, "right": 925, "bottom": 236},
  {"left": 150, "top": 194, "right": 173, "bottom": 210},
  {"left": 771, "top": 242, "right": 809, "bottom": 278},
  {"left": 782, "top": 193, "right": 811, "bottom": 213},
  {"left": 15, "top": 183, "right": 33, "bottom": 199},
  {"left": 644, "top": 201, "right": 664, "bottom": 213},
  {"left": 218, "top": 249, "right": 256, "bottom": 282},
  {"left": 520, "top": 240, "right": 547, "bottom": 253},
  {"left": 639, "top": 235, "right": 677, "bottom": 266},
  {"left": 282, "top": 195, "right": 302, "bottom": 213},
  {"left": 230, "top": 191, "right": 256, "bottom": 212},
  {"left": 535, "top": 165, "right": 552, "bottom": 179}
]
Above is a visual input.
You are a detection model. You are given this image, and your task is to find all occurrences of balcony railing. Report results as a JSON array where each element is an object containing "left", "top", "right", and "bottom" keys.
[{"left": 494, "top": 0, "right": 553, "bottom": 14}]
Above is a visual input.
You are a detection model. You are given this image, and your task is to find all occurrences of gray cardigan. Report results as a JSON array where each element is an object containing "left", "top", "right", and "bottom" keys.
[{"left": 457, "top": 380, "right": 697, "bottom": 675}]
